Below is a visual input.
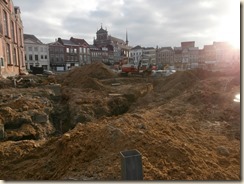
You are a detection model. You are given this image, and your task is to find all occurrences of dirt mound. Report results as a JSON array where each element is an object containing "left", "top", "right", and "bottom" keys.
[
  {"left": 0, "top": 68, "right": 240, "bottom": 181},
  {"left": 0, "top": 88, "right": 56, "bottom": 141},
  {"left": 63, "top": 62, "right": 116, "bottom": 90},
  {"left": 63, "top": 76, "right": 108, "bottom": 90},
  {"left": 0, "top": 110, "right": 240, "bottom": 180},
  {"left": 154, "top": 71, "right": 198, "bottom": 95},
  {"left": 0, "top": 78, "right": 14, "bottom": 88}
]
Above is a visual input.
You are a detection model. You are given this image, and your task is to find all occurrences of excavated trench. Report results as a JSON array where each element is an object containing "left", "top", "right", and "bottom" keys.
[{"left": 49, "top": 91, "right": 139, "bottom": 134}]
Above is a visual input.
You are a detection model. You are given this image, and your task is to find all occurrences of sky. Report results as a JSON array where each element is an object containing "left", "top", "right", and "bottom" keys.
[{"left": 12, "top": 0, "right": 240, "bottom": 49}]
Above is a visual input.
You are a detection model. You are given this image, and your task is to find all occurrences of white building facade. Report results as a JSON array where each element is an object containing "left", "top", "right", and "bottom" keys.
[
  {"left": 129, "top": 45, "right": 143, "bottom": 64},
  {"left": 24, "top": 34, "right": 49, "bottom": 70}
]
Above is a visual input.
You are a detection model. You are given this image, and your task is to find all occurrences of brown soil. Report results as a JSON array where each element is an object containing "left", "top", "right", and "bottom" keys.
[{"left": 0, "top": 63, "right": 240, "bottom": 181}]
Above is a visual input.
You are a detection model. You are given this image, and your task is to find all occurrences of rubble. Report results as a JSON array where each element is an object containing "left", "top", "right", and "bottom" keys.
[{"left": 0, "top": 62, "right": 240, "bottom": 180}]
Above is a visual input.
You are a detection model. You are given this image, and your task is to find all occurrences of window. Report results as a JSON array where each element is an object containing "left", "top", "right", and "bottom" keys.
[
  {"left": 45, "top": 55, "right": 47, "bottom": 59},
  {"left": 34, "top": 47, "right": 38, "bottom": 52},
  {"left": 6, "top": 43, "right": 11, "bottom": 64},
  {"left": 28, "top": 47, "right": 32, "bottom": 51},
  {"left": 29, "top": 55, "right": 33, "bottom": 61},
  {"left": 11, "top": 21, "right": 15, "bottom": 42},
  {"left": 35, "top": 55, "right": 38, "bottom": 61},
  {"left": 13, "top": 48, "right": 17, "bottom": 65},
  {"left": 18, "top": 28, "right": 22, "bottom": 45},
  {"left": 0, "top": 58, "right": 4, "bottom": 67},
  {"left": 66, "top": 48, "right": 69, "bottom": 53},
  {"left": 74, "top": 48, "right": 77, "bottom": 53},
  {"left": 3, "top": 11, "right": 9, "bottom": 36},
  {"left": 20, "top": 51, "right": 24, "bottom": 67},
  {"left": 40, "top": 47, "right": 43, "bottom": 52}
]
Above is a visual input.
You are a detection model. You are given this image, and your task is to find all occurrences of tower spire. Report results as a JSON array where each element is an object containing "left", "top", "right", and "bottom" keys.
[{"left": 126, "top": 29, "right": 128, "bottom": 45}]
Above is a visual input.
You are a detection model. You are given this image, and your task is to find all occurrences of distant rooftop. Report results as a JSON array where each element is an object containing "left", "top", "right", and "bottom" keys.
[
  {"left": 24, "top": 34, "right": 43, "bottom": 44},
  {"left": 70, "top": 37, "right": 89, "bottom": 46},
  {"left": 58, "top": 38, "right": 79, "bottom": 46}
]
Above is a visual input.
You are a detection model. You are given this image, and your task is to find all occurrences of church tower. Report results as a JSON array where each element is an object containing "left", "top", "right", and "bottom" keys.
[
  {"left": 126, "top": 29, "right": 128, "bottom": 45},
  {"left": 94, "top": 23, "right": 108, "bottom": 47}
]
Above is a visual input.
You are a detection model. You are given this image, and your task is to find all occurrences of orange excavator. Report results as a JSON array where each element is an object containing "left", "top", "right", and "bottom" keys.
[{"left": 121, "top": 60, "right": 152, "bottom": 77}]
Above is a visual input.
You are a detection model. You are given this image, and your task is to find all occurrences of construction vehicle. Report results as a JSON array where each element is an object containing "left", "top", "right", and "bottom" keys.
[{"left": 121, "top": 60, "right": 152, "bottom": 77}]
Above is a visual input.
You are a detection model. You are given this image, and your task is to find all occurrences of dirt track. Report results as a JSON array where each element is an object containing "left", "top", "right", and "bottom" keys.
[{"left": 0, "top": 62, "right": 240, "bottom": 180}]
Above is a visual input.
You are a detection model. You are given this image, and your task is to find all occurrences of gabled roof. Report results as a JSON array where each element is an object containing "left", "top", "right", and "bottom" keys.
[
  {"left": 109, "top": 36, "right": 126, "bottom": 45},
  {"left": 144, "top": 47, "right": 155, "bottom": 50},
  {"left": 48, "top": 40, "right": 65, "bottom": 47},
  {"left": 70, "top": 37, "right": 89, "bottom": 46},
  {"left": 159, "top": 47, "right": 173, "bottom": 51},
  {"left": 131, "top": 45, "right": 142, "bottom": 50},
  {"left": 24, "top": 34, "right": 43, "bottom": 44},
  {"left": 58, "top": 38, "right": 79, "bottom": 46}
]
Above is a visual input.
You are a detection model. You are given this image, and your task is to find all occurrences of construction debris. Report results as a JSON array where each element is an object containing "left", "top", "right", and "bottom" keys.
[{"left": 0, "top": 62, "right": 240, "bottom": 180}]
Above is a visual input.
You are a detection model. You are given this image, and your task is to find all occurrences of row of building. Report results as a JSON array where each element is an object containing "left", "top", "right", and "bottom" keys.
[
  {"left": 131, "top": 41, "right": 240, "bottom": 70},
  {"left": 24, "top": 25, "right": 131, "bottom": 72},
  {"left": 25, "top": 28, "right": 239, "bottom": 73},
  {"left": 0, "top": 0, "right": 240, "bottom": 77}
]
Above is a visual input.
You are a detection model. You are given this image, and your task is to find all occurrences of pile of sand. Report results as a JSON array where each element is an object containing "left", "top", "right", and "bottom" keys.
[
  {"left": 0, "top": 68, "right": 240, "bottom": 181},
  {"left": 61, "top": 62, "right": 117, "bottom": 89},
  {"left": 0, "top": 110, "right": 240, "bottom": 180}
]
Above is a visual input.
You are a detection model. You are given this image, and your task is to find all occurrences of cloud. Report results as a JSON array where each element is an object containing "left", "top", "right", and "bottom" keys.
[{"left": 12, "top": 0, "right": 240, "bottom": 48}]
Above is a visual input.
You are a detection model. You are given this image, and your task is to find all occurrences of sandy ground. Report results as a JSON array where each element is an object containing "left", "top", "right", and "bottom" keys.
[{"left": 0, "top": 62, "right": 240, "bottom": 180}]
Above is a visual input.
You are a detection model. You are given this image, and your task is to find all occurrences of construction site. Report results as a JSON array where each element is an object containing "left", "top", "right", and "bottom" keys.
[{"left": 0, "top": 62, "right": 240, "bottom": 180}]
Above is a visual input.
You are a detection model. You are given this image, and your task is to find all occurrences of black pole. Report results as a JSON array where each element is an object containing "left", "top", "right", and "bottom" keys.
[{"left": 120, "top": 149, "right": 143, "bottom": 180}]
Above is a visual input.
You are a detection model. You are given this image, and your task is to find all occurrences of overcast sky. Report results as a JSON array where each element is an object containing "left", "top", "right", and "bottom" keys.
[{"left": 12, "top": 0, "right": 240, "bottom": 49}]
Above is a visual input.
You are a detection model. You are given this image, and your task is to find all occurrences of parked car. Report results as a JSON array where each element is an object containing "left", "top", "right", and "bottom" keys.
[{"left": 43, "top": 70, "right": 55, "bottom": 75}]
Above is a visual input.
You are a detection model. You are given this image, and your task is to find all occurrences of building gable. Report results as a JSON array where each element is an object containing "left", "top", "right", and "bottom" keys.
[{"left": 24, "top": 38, "right": 38, "bottom": 44}]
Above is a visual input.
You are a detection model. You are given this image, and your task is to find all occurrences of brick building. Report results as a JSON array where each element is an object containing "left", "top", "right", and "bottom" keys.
[
  {"left": 48, "top": 40, "right": 65, "bottom": 71},
  {"left": 156, "top": 47, "right": 174, "bottom": 68},
  {"left": 70, "top": 37, "right": 91, "bottom": 65},
  {"left": 57, "top": 38, "right": 80, "bottom": 70},
  {"left": 0, "top": 0, "right": 25, "bottom": 77}
]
